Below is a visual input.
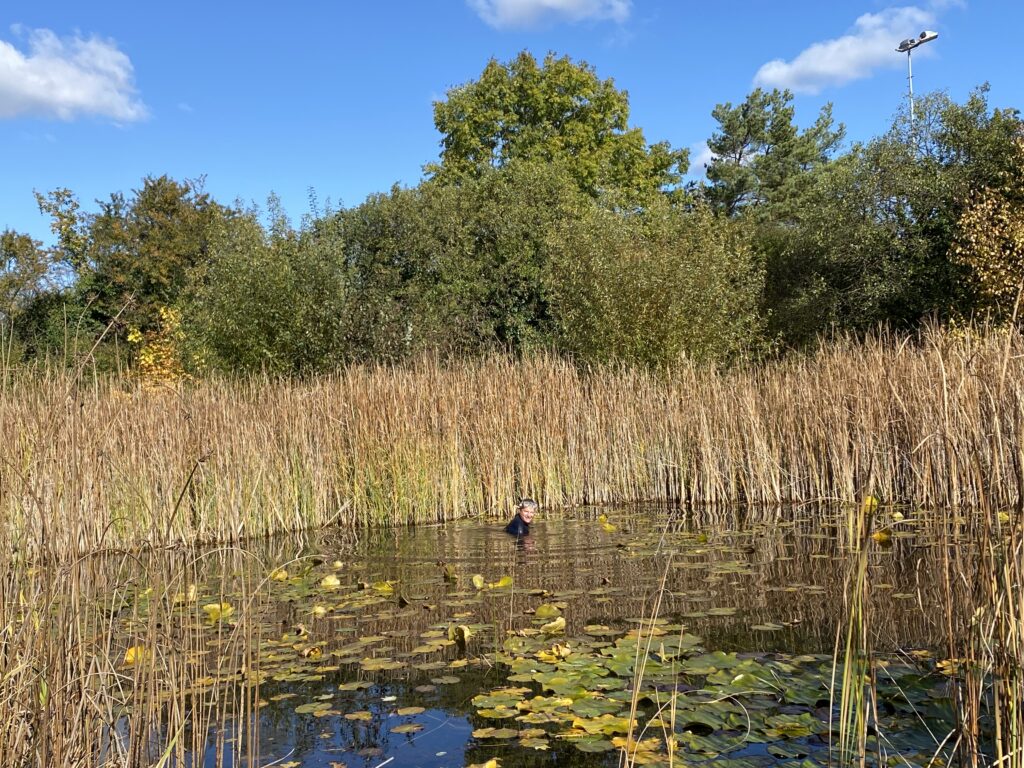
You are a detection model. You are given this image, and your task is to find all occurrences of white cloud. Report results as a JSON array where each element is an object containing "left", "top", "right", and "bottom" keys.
[
  {"left": 754, "top": 6, "right": 936, "bottom": 95},
  {"left": 686, "top": 141, "right": 716, "bottom": 179},
  {"left": 0, "top": 26, "right": 146, "bottom": 121},
  {"left": 469, "top": 0, "right": 630, "bottom": 29}
]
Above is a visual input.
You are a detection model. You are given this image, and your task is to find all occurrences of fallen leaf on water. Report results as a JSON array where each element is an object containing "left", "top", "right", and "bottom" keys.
[
  {"left": 320, "top": 575, "right": 341, "bottom": 589},
  {"left": 202, "top": 602, "right": 234, "bottom": 622},
  {"left": 172, "top": 584, "right": 198, "bottom": 604},
  {"left": 391, "top": 723, "right": 424, "bottom": 734},
  {"left": 540, "top": 616, "right": 566, "bottom": 634},
  {"left": 871, "top": 529, "right": 892, "bottom": 545},
  {"left": 124, "top": 645, "right": 150, "bottom": 665},
  {"left": 269, "top": 567, "right": 288, "bottom": 581},
  {"left": 472, "top": 574, "right": 485, "bottom": 590}
]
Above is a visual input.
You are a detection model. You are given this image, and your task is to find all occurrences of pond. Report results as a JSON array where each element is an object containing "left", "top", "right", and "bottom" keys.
[{"left": 108, "top": 505, "right": 973, "bottom": 768}]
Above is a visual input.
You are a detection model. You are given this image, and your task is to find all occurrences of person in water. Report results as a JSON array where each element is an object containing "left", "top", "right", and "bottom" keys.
[{"left": 505, "top": 498, "right": 538, "bottom": 536}]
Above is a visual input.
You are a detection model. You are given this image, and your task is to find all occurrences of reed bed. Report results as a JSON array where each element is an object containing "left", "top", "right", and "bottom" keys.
[
  {"left": 3, "top": 326, "right": 1024, "bottom": 558},
  {"left": 0, "top": 548, "right": 265, "bottom": 768}
]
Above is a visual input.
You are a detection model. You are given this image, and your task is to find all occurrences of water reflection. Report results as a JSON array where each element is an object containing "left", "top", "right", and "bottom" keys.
[{"left": 77, "top": 505, "right": 970, "bottom": 766}]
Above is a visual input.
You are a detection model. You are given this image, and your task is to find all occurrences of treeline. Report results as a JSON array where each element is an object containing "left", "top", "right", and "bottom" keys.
[{"left": 2, "top": 51, "right": 1022, "bottom": 375}]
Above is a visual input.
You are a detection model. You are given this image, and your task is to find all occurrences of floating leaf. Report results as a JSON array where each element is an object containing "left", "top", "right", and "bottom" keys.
[
  {"left": 124, "top": 645, "right": 150, "bottom": 665},
  {"left": 519, "top": 737, "right": 550, "bottom": 750},
  {"left": 337, "top": 680, "right": 372, "bottom": 691},
  {"left": 397, "top": 706, "right": 425, "bottom": 716},
  {"left": 320, "top": 575, "right": 341, "bottom": 589},
  {"left": 269, "top": 567, "right": 288, "bottom": 581},
  {"left": 172, "top": 584, "right": 198, "bottom": 604},
  {"left": 391, "top": 723, "right": 423, "bottom": 734},
  {"left": 360, "top": 658, "right": 404, "bottom": 672},
  {"left": 540, "top": 616, "right": 566, "bottom": 634},
  {"left": 201, "top": 602, "right": 234, "bottom": 622},
  {"left": 477, "top": 706, "right": 518, "bottom": 719},
  {"left": 473, "top": 727, "right": 519, "bottom": 739},
  {"left": 534, "top": 604, "right": 561, "bottom": 619},
  {"left": 295, "top": 702, "right": 331, "bottom": 715},
  {"left": 343, "top": 711, "right": 373, "bottom": 721},
  {"left": 472, "top": 574, "right": 485, "bottom": 590}
]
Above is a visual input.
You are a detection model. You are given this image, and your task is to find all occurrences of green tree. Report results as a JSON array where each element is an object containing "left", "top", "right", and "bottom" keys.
[
  {"left": 428, "top": 51, "right": 687, "bottom": 200},
  {"left": 36, "top": 175, "right": 231, "bottom": 336},
  {"left": 183, "top": 200, "right": 351, "bottom": 373},
  {"left": 337, "top": 160, "right": 588, "bottom": 359},
  {"left": 0, "top": 230, "right": 51, "bottom": 325},
  {"left": 758, "top": 87, "right": 1023, "bottom": 344},
  {"left": 1, "top": 230, "right": 53, "bottom": 365},
  {"left": 704, "top": 88, "right": 844, "bottom": 216},
  {"left": 546, "top": 200, "right": 765, "bottom": 366}
]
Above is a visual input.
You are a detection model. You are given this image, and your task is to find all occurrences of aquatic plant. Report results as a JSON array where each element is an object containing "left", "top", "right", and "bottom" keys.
[{"left": 5, "top": 326, "right": 1024, "bottom": 557}]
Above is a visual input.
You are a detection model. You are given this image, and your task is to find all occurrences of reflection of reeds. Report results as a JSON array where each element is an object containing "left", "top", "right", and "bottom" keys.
[
  {"left": 833, "top": 498, "right": 876, "bottom": 768},
  {"left": 6, "top": 328, "right": 1024, "bottom": 557},
  {"left": 0, "top": 550, "right": 264, "bottom": 767}
]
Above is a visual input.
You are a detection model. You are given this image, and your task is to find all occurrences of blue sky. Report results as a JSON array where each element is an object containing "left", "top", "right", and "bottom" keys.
[{"left": 2, "top": 1, "right": 1021, "bottom": 246}]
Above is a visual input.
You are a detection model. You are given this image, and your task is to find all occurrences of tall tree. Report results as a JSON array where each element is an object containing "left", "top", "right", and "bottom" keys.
[
  {"left": 704, "top": 88, "right": 844, "bottom": 216},
  {"left": 36, "top": 175, "right": 231, "bottom": 335},
  {"left": 0, "top": 230, "right": 51, "bottom": 326},
  {"left": 428, "top": 51, "right": 687, "bottom": 199}
]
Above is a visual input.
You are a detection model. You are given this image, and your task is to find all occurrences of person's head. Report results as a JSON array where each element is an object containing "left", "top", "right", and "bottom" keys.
[{"left": 516, "top": 498, "right": 538, "bottom": 524}]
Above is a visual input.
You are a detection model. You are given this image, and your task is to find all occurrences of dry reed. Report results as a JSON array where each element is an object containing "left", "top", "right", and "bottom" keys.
[{"left": 3, "top": 326, "right": 1024, "bottom": 558}]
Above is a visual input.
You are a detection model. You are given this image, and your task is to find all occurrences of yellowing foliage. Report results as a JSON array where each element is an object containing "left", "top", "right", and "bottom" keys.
[
  {"left": 951, "top": 138, "right": 1024, "bottom": 316},
  {"left": 127, "top": 306, "right": 188, "bottom": 389}
]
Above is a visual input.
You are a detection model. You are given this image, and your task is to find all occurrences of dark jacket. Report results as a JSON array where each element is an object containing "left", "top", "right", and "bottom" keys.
[{"left": 505, "top": 516, "right": 530, "bottom": 536}]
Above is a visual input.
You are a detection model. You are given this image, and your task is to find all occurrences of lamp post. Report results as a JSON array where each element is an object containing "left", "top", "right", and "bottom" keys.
[{"left": 896, "top": 30, "right": 938, "bottom": 127}]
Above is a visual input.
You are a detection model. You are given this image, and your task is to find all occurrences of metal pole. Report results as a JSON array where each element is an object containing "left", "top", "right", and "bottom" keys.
[{"left": 907, "top": 49, "right": 914, "bottom": 127}]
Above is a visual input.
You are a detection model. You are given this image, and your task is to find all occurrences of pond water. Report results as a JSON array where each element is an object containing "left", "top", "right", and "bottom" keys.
[{"left": 118, "top": 505, "right": 972, "bottom": 768}]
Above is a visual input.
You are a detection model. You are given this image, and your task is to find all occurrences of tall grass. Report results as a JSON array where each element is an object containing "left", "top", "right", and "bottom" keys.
[
  {"left": 0, "top": 548, "right": 265, "bottom": 768},
  {"left": 4, "top": 326, "right": 1024, "bottom": 557}
]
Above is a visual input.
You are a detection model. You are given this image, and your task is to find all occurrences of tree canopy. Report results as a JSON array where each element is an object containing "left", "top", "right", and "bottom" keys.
[{"left": 428, "top": 51, "right": 687, "bottom": 199}]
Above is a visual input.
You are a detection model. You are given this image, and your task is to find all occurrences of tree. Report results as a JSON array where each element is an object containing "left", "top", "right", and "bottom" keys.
[
  {"left": 950, "top": 137, "right": 1024, "bottom": 317},
  {"left": 36, "top": 175, "right": 231, "bottom": 336},
  {"left": 428, "top": 51, "right": 687, "bottom": 200},
  {"left": 337, "top": 159, "right": 589, "bottom": 359},
  {"left": 704, "top": 88, "right": 844, "bottom": 217},
  {"left": 546, "top": 200, "right": 765, "bottom": 366},
  {"left": 183, "top": 200, "right": 352, "bottom": 374},
  {"left": 1, "top": 230, "right": 53, "bottom": 365},
  {"left": 0, "top": 230, "right": 51, "bottom": 325},
  {"left": 758, "top": 87, "right": 1024, "bottom": 345}
]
